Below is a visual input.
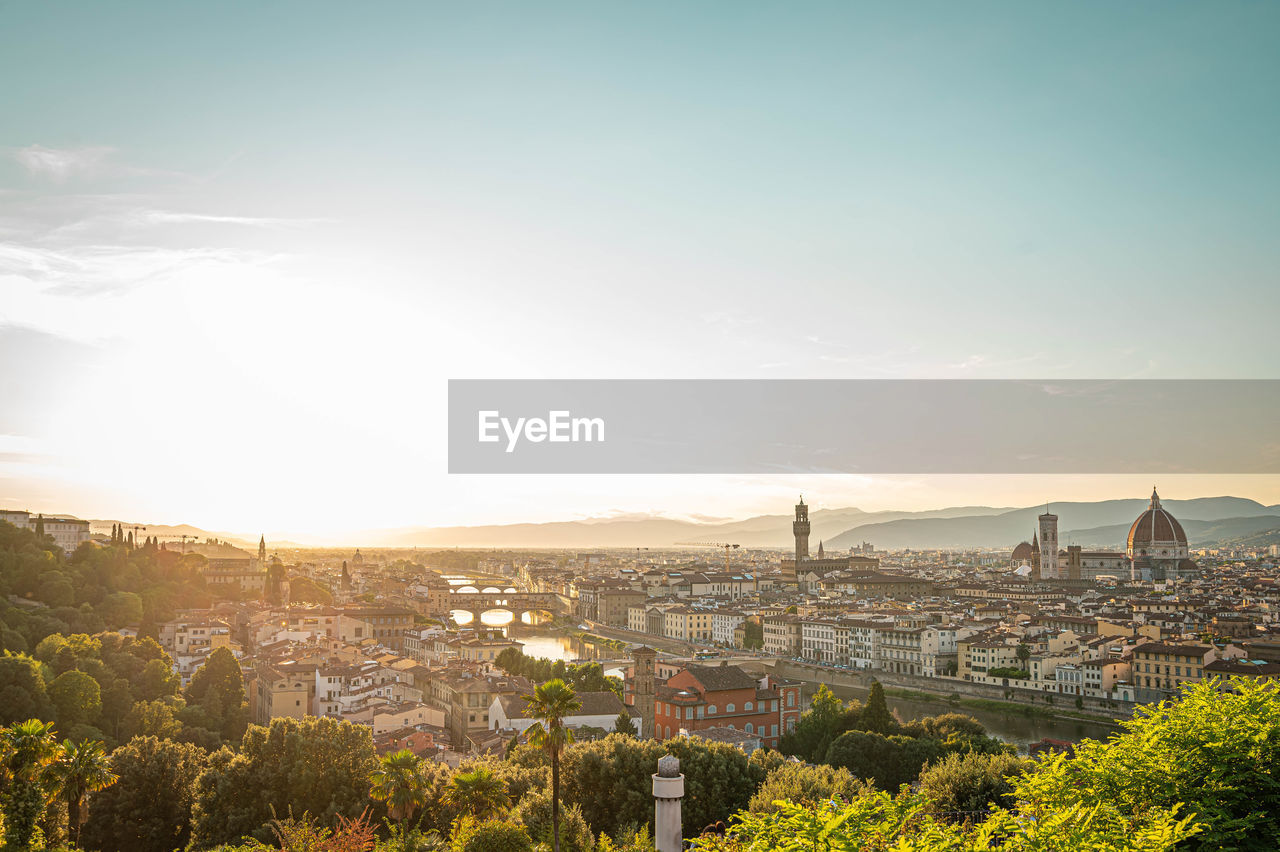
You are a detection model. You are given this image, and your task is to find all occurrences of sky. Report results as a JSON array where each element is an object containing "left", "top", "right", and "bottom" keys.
[{"left": 2, "top": 2, "right": 1279, "bottom": 540}]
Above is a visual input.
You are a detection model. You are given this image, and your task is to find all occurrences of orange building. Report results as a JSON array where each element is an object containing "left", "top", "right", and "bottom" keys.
[{"left": 652, "top": 664, "right": 800, "bottom": 749}]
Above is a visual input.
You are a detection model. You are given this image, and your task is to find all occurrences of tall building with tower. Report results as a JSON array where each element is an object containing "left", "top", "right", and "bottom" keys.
[
  {"left": 1038, "top": 509, "right": 1059, "bottom": 580},
  {"left": 784, "top": 496, "right": 879, "bottom": 589},
  {"left": 793, "top": 495, "right": 810, "bottom": 563},
  {"left": 627, "top": 645, "right": 657, "bottom": 738}
]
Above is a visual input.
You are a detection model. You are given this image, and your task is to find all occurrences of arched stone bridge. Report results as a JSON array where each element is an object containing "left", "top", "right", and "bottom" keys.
[{"left": 447, "top": 590, "right": 566, "bottom": 620}]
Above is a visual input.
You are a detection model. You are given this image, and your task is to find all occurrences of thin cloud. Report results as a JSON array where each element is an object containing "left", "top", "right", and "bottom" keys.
[
  {"left": 12, "top": 145, "right": 116, "bottom": 182},
  {"left": 0, "top": 242, "right": 283, "bottom": 297},
  {"left": 141, "top": 209, "right": 325, "bottom": 228}
]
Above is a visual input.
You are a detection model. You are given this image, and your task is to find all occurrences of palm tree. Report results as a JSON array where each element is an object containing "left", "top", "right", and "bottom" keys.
[
  {"left": 48, "top": 739, "right": 118, "bottom": 847},
  {"left": 524, "top": 679, "right": 581, "bottom": 852},
  {"left": 369, "top": 749, "right": 427, "bottom": 850},
  {"left": 444, "top": 767, "right": 509, "bottom": 821},
  {"left": 1, "top": 720, "right": 60, "bottom": 849},
  {"left": 1016, "top": 643, "right": 1031, "bottom": 672}
]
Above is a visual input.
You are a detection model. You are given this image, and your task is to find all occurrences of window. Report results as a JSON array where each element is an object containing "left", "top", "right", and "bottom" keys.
[
  {"left": 787, "top": 693, "right": 795, "bottom": 706},
  {"left": 744, "top": 701, "right": 753, "bottom": 711},
  {"left": 726, "top": 703, "right": 735, "bottom": 713},
  {"left": 708, "top": 704, "right": 716, "bottom": 715}
]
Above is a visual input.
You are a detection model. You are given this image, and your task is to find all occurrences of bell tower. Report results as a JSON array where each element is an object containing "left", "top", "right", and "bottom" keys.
[
  {"left": 629, "top": 646, "right": 657, "bottom": 739},
  {"left": 793, "top": 496, "right": 810, "bottom": 563}
]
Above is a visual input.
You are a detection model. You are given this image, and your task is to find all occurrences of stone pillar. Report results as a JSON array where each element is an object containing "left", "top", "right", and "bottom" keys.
[{"left": 653, "top": 755, "right": 685, "bottom": 852}]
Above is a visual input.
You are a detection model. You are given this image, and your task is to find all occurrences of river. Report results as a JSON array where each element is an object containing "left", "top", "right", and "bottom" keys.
[{"left": 501, "top": 630, "right": 1120, "bottom": 750}]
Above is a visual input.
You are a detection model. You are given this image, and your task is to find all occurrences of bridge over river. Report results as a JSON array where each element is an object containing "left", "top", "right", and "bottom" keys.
[{"left": 448, "top": 590, "right": 566, "bottom": 620}]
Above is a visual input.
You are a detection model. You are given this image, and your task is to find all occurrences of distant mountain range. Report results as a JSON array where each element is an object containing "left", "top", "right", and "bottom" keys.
[
  {"left": 825, "top": 497, "right": 1280, "bottom": 551},
  {"left": 84, "top": 496, "right": 1280, "bottom": 551},
  {"left": 363, "top": 496, "right": 1280, "bottom": 550}
]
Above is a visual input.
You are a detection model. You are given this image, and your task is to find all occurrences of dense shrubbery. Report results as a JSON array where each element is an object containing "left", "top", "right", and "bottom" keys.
[
  {"left": 3, "top": 676, "right": 1278, "bottom": 852},
  {"left": 779, "top": 680, "right": 1011, "bottom": 794}
]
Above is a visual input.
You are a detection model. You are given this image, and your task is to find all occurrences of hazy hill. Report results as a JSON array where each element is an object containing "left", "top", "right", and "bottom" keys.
[
  {"left": 86, "top": 496, "right": 1278, "bottom": 551},
  {"left": 373, "top": 505, "right": 1016, "bottom": 549},
  {"left": 825, "top": 497, "right": 1278, "bottom": 550},
  {"left": 1059, "top": 516, "right": 1280, "bottom": 550}
]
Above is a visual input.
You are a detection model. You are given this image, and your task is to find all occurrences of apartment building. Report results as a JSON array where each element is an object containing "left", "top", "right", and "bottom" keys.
[
  {"left": 800, "top": 620, "right": 839, "bottom": 665},
  {"left": 663, "top": 606, "right": 713, "bottom": 641},
  {"left": 1131, "top": 642, "right": 1220, "bottom": 702},
  {"left": 763, "top": 614, "right": 802, "bottom": 656},
  {"left": 711, "top": 610, "right": 748, "bottom": 646}
]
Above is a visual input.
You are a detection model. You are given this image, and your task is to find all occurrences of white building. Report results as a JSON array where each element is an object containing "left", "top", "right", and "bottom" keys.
[
  {"left": 711, "top": 611, "right": 747, "bottom": 646},
  {"left": 0, "top": 510, "right": 90, "bottom": 554},
  {"left": 488, "top": 690, "right": 629, "bottom": 735}
]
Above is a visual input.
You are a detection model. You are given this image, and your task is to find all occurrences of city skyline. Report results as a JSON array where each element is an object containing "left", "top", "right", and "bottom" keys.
[{"left": 5, "top": 476, "right": 1279, "bottom": 547}]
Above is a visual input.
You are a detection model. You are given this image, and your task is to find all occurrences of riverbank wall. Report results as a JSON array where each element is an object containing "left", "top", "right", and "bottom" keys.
[{"left": 766, "top": 659, "right": 1135, "bottom": 723}]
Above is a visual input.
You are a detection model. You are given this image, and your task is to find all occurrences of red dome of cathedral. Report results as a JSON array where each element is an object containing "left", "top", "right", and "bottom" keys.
[
  {"left": 1011, "top": 540, "right": 1035, "bottom": 562},
  {"left": 1126, "top": 488, "right": 1187, "bottom": 551}
]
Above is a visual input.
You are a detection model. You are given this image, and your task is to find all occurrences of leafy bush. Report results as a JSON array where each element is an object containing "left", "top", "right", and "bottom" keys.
[
  {"left": 1026, "top": 678, "right": 1280, "bottom": 851},
  {"left": 916, "top": 750, "right": 1028, "bottom": 818},
  {"left": 746, "top": 763, "right": 867, "bottom": 814},
  {"left": 512, "top": 789, "right": 594, "bottom": 852},
  {"left": 449, "top": 818, "right": 533, "bottom": 852},
  {"left": 690, "top": 789, "right": 1198, "bottom": 852}
]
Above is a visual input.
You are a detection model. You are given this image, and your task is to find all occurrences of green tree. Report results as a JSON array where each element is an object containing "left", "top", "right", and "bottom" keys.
[
  {"left": 99, "top": 592, "right": 144, "bottom": 628},
  {"left": 823, "top": 730, "right": 940, "bottom": 791},
  {"left": 1015, "top": 643, "right": 1031, "bottom": 669},
  {"left": 692, "top": 789, "right": 1198, "bottom": 852},
  {"left": 370, "top": 748, "right": 429, "bottom": 848},
  {"left": 137, "top": 658, "right": 181, "bottom": 701},
  {"left": 512, "top": 789, "right": 594, "bottom": 852},
  {"left": 121, "top": 698, "right": 182, "bottom": 740},
  {"left": 857, "top": 681, "right": 897, "bottom": 734},
  {"left": 916, "top": 750, "right": 1028, "bottom": 818},
  {"left": 1026, "top": 677, "right": 1280, "bottom": 851},
  {"left": 49, "top": 668, "right": 103, "bottom": 730},
  {"left": 0, "top": 719, "right": 60, "bottom": 848},
  {"left": 0, "top": 653, "right": 53, "bottom": 724},
  {"left": 185, "top": 646, "right": 247, "bottom": 742},
  {"left": 525, "top": 678, "right": 582, "bottom": 852},
  {"left": 612, "top": 711, "right": 637, "bottom": 738},
  {"left": 778, "top": 684, "right": 847, "bottom": 763},
  {"left": 450, "top": 817, "right": 533, "bottom": 852},
  {"left": 445, "top": 767, "right": 511, "bottom": 821},
  {"left": 558, "top": 733, "right": 756, "bottom": 839},
  {"left": 80, "top": 736, "right": 208, "bottom": 852},
  {"left": 190, "top": 716, "right": 377, "bottom": 847},
  {"left": 747, "top": 762, "right": 868, "bottom": 814},
  {"left": 48, "top": 738, "right": 117, "bottom": 846}
]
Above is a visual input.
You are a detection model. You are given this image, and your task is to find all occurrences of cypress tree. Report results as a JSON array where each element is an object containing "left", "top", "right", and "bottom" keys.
[{"left": 859, "top": 680, "right": 898, "bottom": 734}]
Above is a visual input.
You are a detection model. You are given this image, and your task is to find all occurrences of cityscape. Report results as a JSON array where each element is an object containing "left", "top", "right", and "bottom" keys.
[
  {"left": 5, "top": 2, "right": 1280, "bottom": 851},
  {"left": 2, "top": 485, "right": 1279, "bottom": 848}
]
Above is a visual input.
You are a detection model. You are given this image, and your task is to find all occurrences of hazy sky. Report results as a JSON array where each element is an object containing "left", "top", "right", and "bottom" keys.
[{"left": 3, "top": 2, "right": 1278, "bottom": 538}]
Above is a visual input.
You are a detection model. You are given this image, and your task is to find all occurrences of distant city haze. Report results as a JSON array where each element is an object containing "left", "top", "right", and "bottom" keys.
[{"left": 44, "top": 485, "right": 1280, "bottom": 550}]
